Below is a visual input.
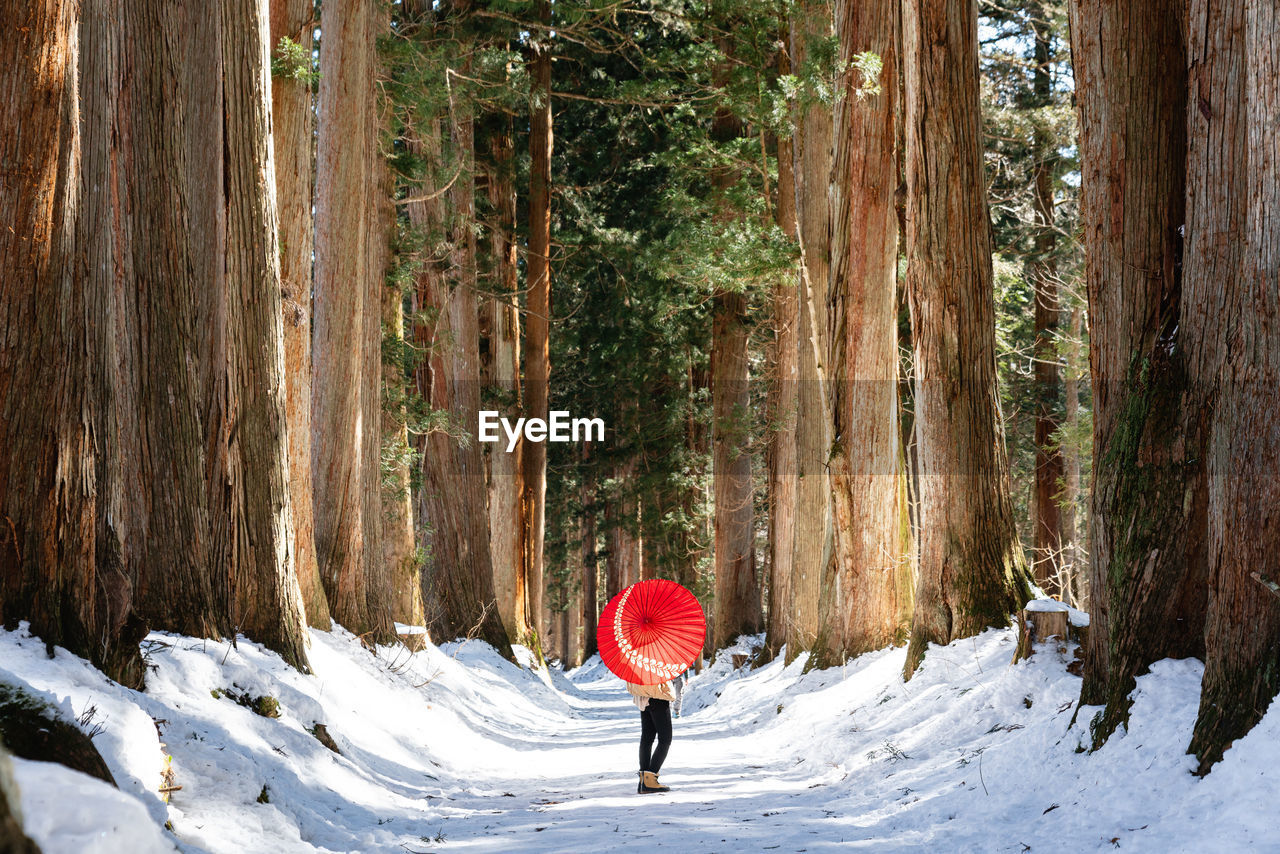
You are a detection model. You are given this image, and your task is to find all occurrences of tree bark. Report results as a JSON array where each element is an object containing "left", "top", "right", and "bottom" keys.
[
  {"left": 219, "top": 0, "right": 310, "bottom": 671},
  {"left": 787, "top": 0, "right": 837, "bottom": 665},
  {"left": 902, "top": 0, "right": 1032, "bottom": 678},
  {"left": 111, "top": 0, "right": 227, "bottom": 662},
  {"left": 410, "top": 34, "right": 511, "bottom": 651},
  {"left": 828, "top": 0, "right": 912, "bottom": 659},
  {"left": 712, "top": 288, "right": 761, "bottom": 650},
  {"left": 3, "top": 0, "right": 311, "bottom": 676},
  {"left": 0, "top": 0, "right": 132, "bottom": 676},
  {"left": 708, "top": 47, "right": 761, "bottom": 651},
  {"left": 1188, "top": 0, "right": 1280, "bottom": 774},
  {"left": 522, "top": 0, "right": 554, "bottom": 653},
  {"left": 1070, "top": 0, "right": 1204, "bottom": 742},
  {"left": 765, "top": 108, "right": 799, "bottom": 659},
  {"left": 270, "top": 0, "right": 330, "bottom": 630},
  {"left": 605, "top": 461, "right": 641, "bottom": 597},
  {"left": 313, "top": 0, "right": 394, "bottom": 643},
  {"left": 480, "top": 113, "right": 529, "bottom": 646},
  {"left": 580, "top": 458, "right": 599, "bottom": 660},
  {"left": 370, "top": 12, "right": 417, "bottom": 631}
]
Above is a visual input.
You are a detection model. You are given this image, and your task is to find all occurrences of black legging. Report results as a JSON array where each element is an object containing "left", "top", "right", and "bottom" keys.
[{"left": 639, "top": 699, "right": 672, "bottom": 773}]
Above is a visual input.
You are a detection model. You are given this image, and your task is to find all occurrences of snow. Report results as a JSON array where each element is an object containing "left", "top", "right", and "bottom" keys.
[
  {"left": 1024, "top": 599, "right": 1069, "bottom": 612},
  {"left": 11, "top": 757, "right": 178, "bottom": 854},
  {"left": 1, "top": 621, "right": 1276, "bottom": 853},
  {"left": 1024, "top": 598, "right": 1091, "bottom": 627}
]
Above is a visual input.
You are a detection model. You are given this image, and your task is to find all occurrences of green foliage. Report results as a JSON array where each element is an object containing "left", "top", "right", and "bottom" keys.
[
  {"left": 271, "top": 36, "right": 318, "bottom": 86},
  {"left": 211, "top": 687, "right": 281, "bottom": 719},
  {"left": 848, "top": 51, "right": 883, "bottom": 99}
]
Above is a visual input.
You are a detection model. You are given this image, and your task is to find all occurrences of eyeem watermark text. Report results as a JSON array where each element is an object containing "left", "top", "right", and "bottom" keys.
[{"left": 478, "top": 410, "right": 605, "bottom": 452}]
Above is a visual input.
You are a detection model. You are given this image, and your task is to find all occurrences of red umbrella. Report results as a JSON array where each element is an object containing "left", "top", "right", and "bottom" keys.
[{"left": 597, "top": 579, "right": 705, "bottom": 685}]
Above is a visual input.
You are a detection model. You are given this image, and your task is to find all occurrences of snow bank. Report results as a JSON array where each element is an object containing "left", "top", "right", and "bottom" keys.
[{"left": 0, "top": 620, "right": 1275, "bottom": 852}]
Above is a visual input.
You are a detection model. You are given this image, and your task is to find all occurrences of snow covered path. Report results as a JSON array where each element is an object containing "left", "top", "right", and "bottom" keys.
[
  {"left": 422, "top": 667, "right": 836, "bottom": 852},
  {"left": 3, "top": 625, "right": 1280, "bottom": 853}
]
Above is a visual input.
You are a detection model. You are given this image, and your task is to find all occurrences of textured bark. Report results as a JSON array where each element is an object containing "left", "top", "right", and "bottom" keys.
[
  {"left": 1189, "top": 0, "right": 1280, "bottom": 774},
  {"left": 709, "top": 52, "right": 761, "bottom": 650},
  {"left": 219, "top": 0, "right": 310, "bottom": 671},
  {"left": 363, "top": 12, "right": 398, "bottom": 640},
  {"left": 827, "top": 0, "right": 912, "bottom": 659},
  {"left": 523, "top": 1, "right": 554, "bottom": 652},
  {"left": 686, "top": 357, "right": 715, "bottom": 658},
  {"left": 902, "top": 0, "right": 1032, "bottom": 678},
  {"left": 580, "top": 460, "right": 599, "bottom": 660},
  {"left": 410, "top": 47, "right": 510, "bottom": 652},
  {"left": 404, "top": 74, "right": 444, "bottom": 625},
  {"left": 313, "top": 0, "right": 394, "bottom": 642},
  {"left": 605, "top": 461, "right": 641, "bottom": 598},
  {"left": 1070, "top": 0, "right": 1204, "bottom": 741},
  {"left": 765, "top": 117, "right": 799, "bottom": 658},
  {"left": 2, "top": 0, "right": 310, "bottom": 675},
  {"left": 1029, "top": 3, "right": 1067, "bottom": 600},
  {"left": 479, "top": 114, "right": 529, "bottom": 645},
  {"left": 0, "top": 0, "right": 129, "bottom": 676},
  {"left": 270, "top": 0, "right": 329, "bottom": 629},
  {"left": 787, "top": 1, "right": 837, "bottom": 665},
  {"left": 109, "top": 0, "right": 226, "bottom": 661},
  {"left": 712, "top": 289, "right": 761, "bottom": 650}
]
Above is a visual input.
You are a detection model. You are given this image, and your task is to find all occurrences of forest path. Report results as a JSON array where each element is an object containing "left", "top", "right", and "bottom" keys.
[{"left": 425, "top": 663, "right": 839, "bottom": 853}]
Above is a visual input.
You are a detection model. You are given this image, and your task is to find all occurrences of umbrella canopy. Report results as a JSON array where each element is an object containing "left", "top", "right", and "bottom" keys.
[{"left": 596, "top": 579, "right": 705, "bottom": 685}]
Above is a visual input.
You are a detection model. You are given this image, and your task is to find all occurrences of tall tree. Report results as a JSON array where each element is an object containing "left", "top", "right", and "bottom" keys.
[
  {"left": 1187, "top": 0, "right": 1280, "bottom": 773},
  {"left": 523, "top": 0, "right": 554, "bottom": 651},
  {"left": 580, "top": 458, "right": 600, "bottom": 660},
  {"left": 270, "top": 0, "right": 331, "bottom": 629},
  {"left": 1070, "top": 0, "right": 1203, "bottom": 742},
  {"left": 313, "top": 0, "right": 395, "bottom": 642},
  {"left": 709, "top": 43, "right": 762, "bottom": 648},
  {"left": 605, "top": 462, "right": 642, "bottom": 597},
  {"left": 401, "top": 2, "right": 512, "bottom": 652},
  {"left": 827, "top": 0, "right": 912, "bottom": 658},
  {"left": 0, "top": 0, "right": 120, "bottom": 674},
  {"left": 902, "top": 0, "right": 1032, "bottom": 677},
  {"left": 3, "top": 0, "right": 312, "bottom": 678},
  {"left": 788, "top": 0, "right": 836, "bottom": 664},
  {"left": 479, "top": 111, "right": 530, "bottom": 646},
  {"left": 219, "top": 0, "right": 311, "bottom": 669},
  {"left": 374, "top": 5, "right": 420, "bottom": 629},
  {"left": 117, "top": 0, "right": 226, "bottom": 660},
  {"left": 765, "top": 107, "right": 799, "bottom": 659},
  {"left": 711, "top": 283, "right": 760, "bottom": 649}
]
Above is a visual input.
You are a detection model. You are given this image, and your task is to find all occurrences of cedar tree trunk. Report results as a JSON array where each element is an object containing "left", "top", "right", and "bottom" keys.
[
  {"left": 270, "top": 0, "right": 331, "bottom": 629},
  {"left": 828, "top": 0, "right": 912, "bottom": 658},
  {"left": 1070, "top": 0, "right": 1204, "bottom": 743},
  {"left": 902, "top": 0, "right": 1032, "bottom": 678}
]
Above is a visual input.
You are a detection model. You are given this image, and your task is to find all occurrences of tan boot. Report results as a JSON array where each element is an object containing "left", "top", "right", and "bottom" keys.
[{"left": 639, "top": 770, "right": 670, "bottom": 793}]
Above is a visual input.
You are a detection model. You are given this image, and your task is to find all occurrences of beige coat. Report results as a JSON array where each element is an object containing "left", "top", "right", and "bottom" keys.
[{"left": 627, "top": 681, "right": 675, "bottom": 710}]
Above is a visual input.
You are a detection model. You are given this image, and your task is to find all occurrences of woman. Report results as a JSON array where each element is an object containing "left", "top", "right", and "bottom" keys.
[{"left": 627, "top": 680, "right": 675, "bottom": 793}]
